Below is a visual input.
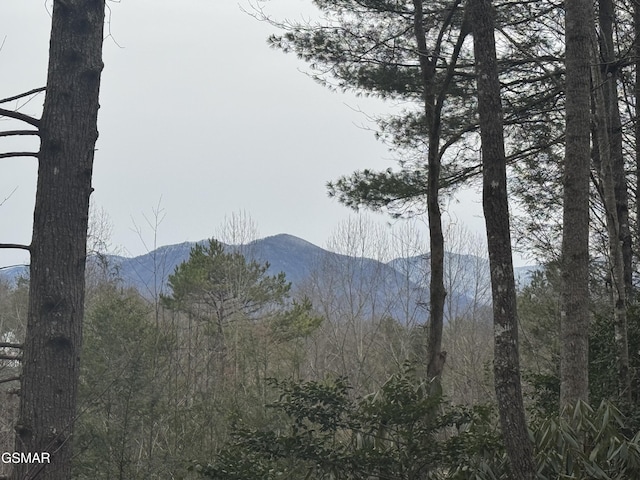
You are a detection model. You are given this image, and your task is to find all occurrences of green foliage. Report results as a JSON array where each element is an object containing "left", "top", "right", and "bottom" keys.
[
  {"left": 194, "top": 368, "right": 505, "bottom": 480},
  {"left": 269, "top": 0, "right": 565, "bottom": 221},
  {"left": 518, "top": 263, "right": 640, "bottom": 411},
  {"left": 269, "top": 297, "right": 323, "bottom": 343},
  {"left": 534, "top": 401, "right": 640, "bottom": 479},
  {"left": 192, "top": 368, "right": 640, "bottom": 480},
  {"left": 65, "top": 257, "right": 640, "bottom": 480},
  {"left": 0, "top": 276, "right": 28, "bottom": 340},
  {"left": 162, "top": 239, "right": 291, "bottom": 320},
  {"left": 589, "top": 301, "right": 640, "bottom": 416},
  {"left": 73, "top": 287, "right": 177, "bottom": 479},
  {"left": 0, "top": 278, "right": 27, "bottom": 466},
  {"left": 516, "top": 265, "right": 562, "bottom": 414},
  {"left": 327, "top": 168, "right": 429, "bottom": 216}
]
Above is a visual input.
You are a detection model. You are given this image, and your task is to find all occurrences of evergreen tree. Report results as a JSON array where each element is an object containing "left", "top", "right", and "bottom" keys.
[{"left": 2, "top": 2, "right": 107, "bottom": 479}]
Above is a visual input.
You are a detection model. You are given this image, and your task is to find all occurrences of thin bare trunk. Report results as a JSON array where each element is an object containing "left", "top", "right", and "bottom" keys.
[{"left": 593, "top": 0, "right": 631, "bottom": 400}]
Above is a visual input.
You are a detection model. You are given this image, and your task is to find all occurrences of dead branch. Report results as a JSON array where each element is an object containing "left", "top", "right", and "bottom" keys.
[
  {"left": 0, "top": 86, "right": 46, "bottom": 104},
  {"left": 0, "top": 130, "right": 39, "bottom": 138},
  {"left": 0, "top": 354, "right": 21, "bottom": 362},
  {"left": 0, "top": 107, "right": 40, "bottom": 127},
  {"left": 0, "top": 186, "right": 18, "bottom": 207},
  {"left": 0, "top": 152, "right": 38, "bottom": 159},
  {"left": 0, "top": 376, "right": 20, "bottom": 385},
  {"left": 0, "top": 243, "right": 31, "bottom": 251}
]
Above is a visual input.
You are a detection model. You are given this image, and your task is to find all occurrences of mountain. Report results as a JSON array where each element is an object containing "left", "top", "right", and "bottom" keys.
[
  {"left": 0, "top": 234, "right": 539, "bottom": 321},
  {"left": 99, "top": 234, "right": 331, "bottom": 298}
]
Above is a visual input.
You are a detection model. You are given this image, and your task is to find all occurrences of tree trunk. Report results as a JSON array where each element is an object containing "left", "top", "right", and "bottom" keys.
[
  {"left": 13, "top": 2, "right": 105, "bottom": 479},
  {"left": 560, "top": 0, "right": 592, "bottom": 408},
  {"left": 469, "top": 0, "right": 535, "bottom": 478},
  {"left": 593, "top": 0, "right": 631, "bottom": 401},
  {"left": 636, "top": 1, "right": 640, "bottom": 273},
  {"left": 412, "top": 0, "right": 447, "bottom": 385},
  {"left": 597, "top": 0, "right": 633, "bottom": 300},
  {"left": 634, "top": 0, "right": 640, "bottom": 405}
]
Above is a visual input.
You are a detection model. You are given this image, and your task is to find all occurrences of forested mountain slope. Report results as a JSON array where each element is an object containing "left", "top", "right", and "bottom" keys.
[{"left": 1, "top": 233, "right": 537, "bottom": 321}]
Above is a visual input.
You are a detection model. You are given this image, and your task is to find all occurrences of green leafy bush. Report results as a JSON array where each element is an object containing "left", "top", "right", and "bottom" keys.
[
  {"left": 193, "top": 373, "right": 640, "bottom": 480},
  {"left": 534, "top": 400, "right": 640, "bottom": 479},
  {"left": 193, "top": 368, "right": 504, "bottom": 479}
]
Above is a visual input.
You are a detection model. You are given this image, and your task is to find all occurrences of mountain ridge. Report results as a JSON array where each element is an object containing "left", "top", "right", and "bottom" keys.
[{"left": 0, "top": 234, "right": 538, "bottom": 321}]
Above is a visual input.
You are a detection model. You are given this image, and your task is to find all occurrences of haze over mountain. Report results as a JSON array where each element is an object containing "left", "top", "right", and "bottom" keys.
[{"left": 0, "top": 234, "right": 538, "bottom": 322}]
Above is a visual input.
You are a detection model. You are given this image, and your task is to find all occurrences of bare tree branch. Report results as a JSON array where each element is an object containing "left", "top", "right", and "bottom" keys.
[
  {"left": 0, "top": 186, "right": 18, "bottom": 207},
  {"left": 0, "top": 376, "right": 20, "bottom": 385},
  {"left": 0, "top": 343, "right": 22, "bottom": 349},
  {"left": 0, "top": 243, "right": 31, "bottom": 251},
  {"left": 0, "top": 264, "right": 28, "bottom": 271},
  {"left": 0, "top": 130, "right": 39, "bottom": 138},
  {"left": 0, "top": 354, "right": 21, "bottom": 362},
  {"left": 0, "top": 152, "right": 39, "bottom": 159},
  {"left": 0, "top": 107, "right": 40, "bottom": 127},
  {"left": 0, "top": 87, "right": 46, "bottom": 104}
]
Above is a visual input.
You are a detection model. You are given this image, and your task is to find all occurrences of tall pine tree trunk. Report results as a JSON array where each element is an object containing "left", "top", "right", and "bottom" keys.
[
  {"left": 13, "top": 2, "right": 105, "bottom": 479},
  {"left": 560, "top": 0, "right": 592, "bottom": 408},
  {"left": 634, "top": 0, "right": 640, "bottom": 404},
  {"left": 470, "top": 0, "right": 535, "bottom": 477}
]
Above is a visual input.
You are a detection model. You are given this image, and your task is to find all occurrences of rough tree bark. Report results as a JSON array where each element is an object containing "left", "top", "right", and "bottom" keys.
[
  {"left": 634, "top": 0, "right": 640, "bottom": 404},
  {"left": 412, "top": 0, "right": 470, "bottom": 386},
  {"left": 636, "top": 1, "right": 640, "bottom": 269},
  {"left": 13, "top": 2, "right": 105, "bottom": 479},
  {"left": 411, "top": 0, "right": 446, "bottom": 386},
  {"left": 560, "top": 0, "right": 592, "bottom": 408},
  {"left": 592, "top": 0, "right": 631, "bottom": 401},
  {"left": 597, "top": 0, "right": 632, "bottom": 299},
  {"left": 469, "top": 0, "right": 535, "bottom": 477}
]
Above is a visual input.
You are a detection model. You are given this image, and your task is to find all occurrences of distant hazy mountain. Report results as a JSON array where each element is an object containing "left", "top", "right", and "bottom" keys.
[
  {"left": 93, "top": 234, "right": 326, "bottom": 295},
  {"left": 0, "top": 234, "right": 539, "bottom": 321}
]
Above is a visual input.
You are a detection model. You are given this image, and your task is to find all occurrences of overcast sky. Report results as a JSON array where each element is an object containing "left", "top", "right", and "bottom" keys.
[{"left": 1, "top": 0, "right": 500, "bottom": 269}]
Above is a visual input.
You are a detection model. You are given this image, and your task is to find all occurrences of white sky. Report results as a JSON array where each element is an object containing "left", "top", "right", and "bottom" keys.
[{"left": 1, "top": 1, "right": 506, "bottom": 270}]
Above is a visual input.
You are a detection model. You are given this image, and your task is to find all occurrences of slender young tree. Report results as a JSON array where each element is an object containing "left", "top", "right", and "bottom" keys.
[
  {"left": 596, "top": 0, "right": 632, "bottom": 298},
  {"left": 560, "top": 0, "right": 592, "bottom": 407},
  {"left": 470, "top": 0, "right": 535, "bottom": 477},
  {"left": 636, "top": 2, "right": 640, "bottom": 260},
  {"left": 411, "top": 0, "right": 448, "bottom": 384},
  {"left": 591, "top": 10, "right": 631, "bottom": 401},
  {"left": 12, "top": 2, "right": 106, "bottom": 479},
  {"left": 273, "top": 0, "right": 470, "bottom": 385}
]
